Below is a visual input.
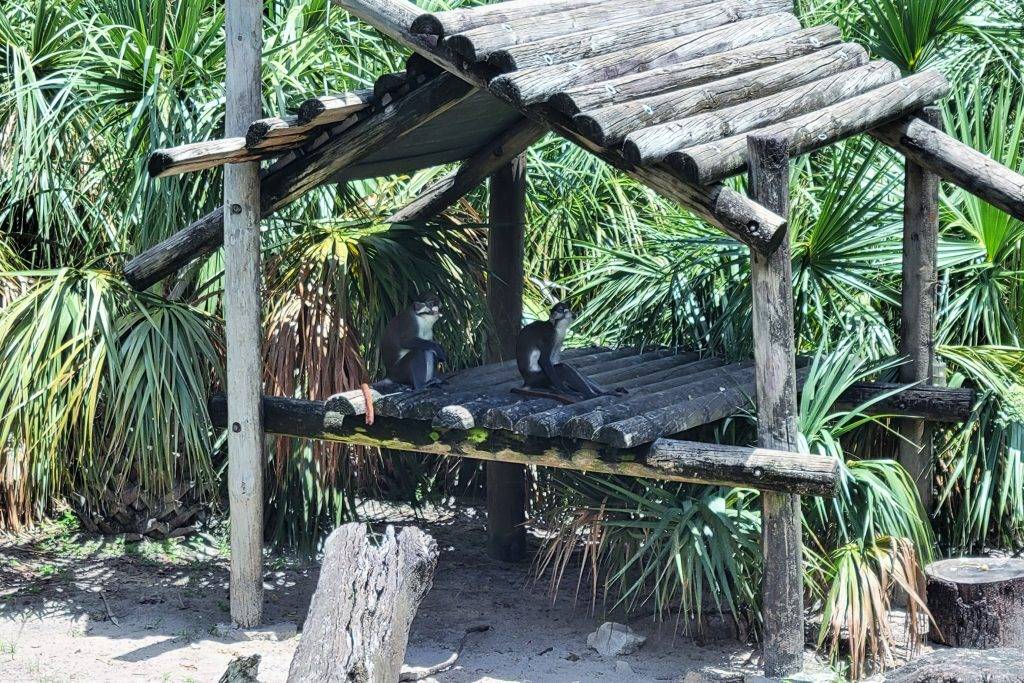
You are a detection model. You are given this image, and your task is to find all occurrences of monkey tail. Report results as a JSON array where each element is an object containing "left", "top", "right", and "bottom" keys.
[{"left": 360, "top": 383, "right": 375, "bottom": 425}]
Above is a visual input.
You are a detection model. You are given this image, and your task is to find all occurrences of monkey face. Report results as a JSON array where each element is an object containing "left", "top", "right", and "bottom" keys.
[
  {"left": 549, "top": 302, "right": 574, "bottom": 324},
  {"left": 412, "top": 293, "right": 442, "bottom": 321}
]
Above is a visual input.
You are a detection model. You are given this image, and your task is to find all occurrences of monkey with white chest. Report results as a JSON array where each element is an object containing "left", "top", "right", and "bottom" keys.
[
  {"left": 513, "top": 302, "right": 626, "bottom": 403},
  {"left": 380, "top": 292, "right": 447, "bottom": 390}
]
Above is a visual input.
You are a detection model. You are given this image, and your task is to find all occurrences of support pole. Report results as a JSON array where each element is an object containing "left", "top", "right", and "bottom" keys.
[
  {"left": 898, "top": 107, "right": 942, "bottom": 514},
  {"left": 485, "top": 154, "right": 527, "bottom": 562},
  {"left": 747, "top": 133, "right": 804, "bottom": 677},
  {"left": 225, "top": 0, "right": 264, "bottom": 627}
]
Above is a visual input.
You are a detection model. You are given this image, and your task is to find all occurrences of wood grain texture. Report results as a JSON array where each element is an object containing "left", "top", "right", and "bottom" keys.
[
  {"left": 869, "top": 113, "right": 1024, "bottom": 223},
  {"left": 286, "top": 524, "right": 438, "bottom": 682},
  {"left": 550, "top": 25, "right": 840, "bottom": 116},
  {"left": 573, "top": 42, "right": 867, "bottom": 146},
  {"left": 485, "top": 153, "right": 529, "bottom": 562},
  {"left": 624, "top": 60, "right": 902, "bottom": 166},
  {"left": 491, "top": 12, "right": 802, "bottom": 107},
  {"left": 208, "top": 396, "right": 838, "bottom": 496},
  {"left": 297, "top": 88, "right": 375, "bottom": 125},
  {"left": 224, "top": 0, "right": 264, "bottom": 630},
  {"left": 836, "top": 382, "right": 975, "bottom": 422},
  {"left": 488, "top": 0, "right": 793, "bottom": 72},
  {"left": 411, "top": 0, "right": 609, "bottom": 39},
  {"left": 896, "top": 106, "right": 942, "bottom": 512},
  {"left": 926, "top": 558, "right": 1024, "bottom": 649},
  {"left": 388, "top": 118, "right": 546, "bottom": 224},
  {"left": 671, "top": 70, "right": 951, "bottom": 183},
  {"left": 747, "top": 132, "right": 802, "bottom": 678}
]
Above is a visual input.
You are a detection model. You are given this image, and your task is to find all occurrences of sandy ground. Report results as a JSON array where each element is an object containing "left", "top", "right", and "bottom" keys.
[{"left": 0, "top": 504, "right": 836, "bottom": 682}]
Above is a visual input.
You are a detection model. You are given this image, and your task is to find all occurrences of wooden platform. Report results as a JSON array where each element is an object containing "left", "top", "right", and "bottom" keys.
[{"left": 329, "top": 347, "right": 804, "bottom": 449}]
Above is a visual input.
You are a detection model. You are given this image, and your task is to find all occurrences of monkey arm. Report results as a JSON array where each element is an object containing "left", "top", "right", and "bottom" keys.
[{"left": 404, "top": 337, "right": 448, "bottom": 364}]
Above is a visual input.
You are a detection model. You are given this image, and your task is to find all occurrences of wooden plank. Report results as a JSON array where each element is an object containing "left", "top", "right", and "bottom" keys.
[
  {"left": 486, "top": 152, "right": 528, "bottom": 562},
  {"left": 550, "top": 25, "right": 841, "bottom": 115},
  {"left": 487, "top": 0, "right": 793, "bottom": 72},
  {"left": 623, "top": 60, "right": 903, "bottom": 166},
  {"left": 672, "top": 70, "right": 952, "bottom": 184},
  {"left": 836, "top": 382, "right": 974, "bottom": 423},
  {"left": 573, "top": 43, "right": 868, "bottom": 147},
  {"left": 445, "top": 0, "right": 710, "bottom": 63},
  {"left": 869, "top": 114, "right": 1024, "bottom": 224},
  {"left": 647, "top": 438, "right": 838, "bottom": 497},
  {"left": 208, "top": 396, "right": 839, "bottom": 496},
  {"left": 388, "top": 118, "right": 546, "bottom": 224},
  {"left": 746, "top": 132, "right": 802, "bottom": 678},
  {"left": 124, "top": 74, "right": 474, "bottom": 290},
  {"left": 149, "top": 135, "right": 306, "bottom": 178},
  {"left": 492, "top": 13, "right": 802, "bottom": 108},
  {"left": 410, "top": 0, "right": 609, "bottom": 39},
  {"left": 224, "top": 0, "right": 264, "bottom": 629},
  {"left": 897, "top": 107, "right": 942, "bottom": 513}
]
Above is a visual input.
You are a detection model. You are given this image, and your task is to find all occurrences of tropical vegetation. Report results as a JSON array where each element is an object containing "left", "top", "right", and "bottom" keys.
[{"left": 1, "top": 0, "right": 1022, "bottom": 677}]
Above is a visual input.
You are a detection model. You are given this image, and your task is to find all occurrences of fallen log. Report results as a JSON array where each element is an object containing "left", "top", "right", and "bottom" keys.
[
  {"left": 287, "top": 524, "right": 438, "bottom": 683},
  {"left": 926, "top": 558, "right": 1024, "bottom": 649}
]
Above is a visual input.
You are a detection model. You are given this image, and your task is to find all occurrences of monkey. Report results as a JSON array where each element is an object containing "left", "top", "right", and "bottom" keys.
[
  {"left": 379, "top": 292, "right": 448, "bottom": 391},
  {"left": 512, "top": 302, "right": 627, "bottom": 404}
]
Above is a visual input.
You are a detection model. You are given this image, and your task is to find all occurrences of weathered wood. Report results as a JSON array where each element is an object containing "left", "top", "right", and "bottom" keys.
[
  {"left": 897, "top": 107, "right": 942, "bottom": 512},
  {"left": 486, "top": 151, "right": 529, "bottom": 562},
  {"left": 624, "top": 60, "right": 902, "bottom": 166},
  {"left": 245, "top": 115, "right": 310, "bottom": 147},
  {"left": 870, "top": 114, "right": 1024, "bottom": 224},
  {"left": 208, "top": 396, "right": 839, "bottom": 496},
  {"left": 220, "top": 655, "right": 260, "bottom": 683},
  {"left": 124, "top": 75, "right": 473, "bottom": 290},
  {"left": 411, "top": 0, "right": 609, "bottom": 39},
  {"left": 926, "top": 558, "right": 1024, "bottom": 649},
  {"left": 388, "top": 118, "right": 546, "bottom": 224},
  {"left": 286, "top": 524, "right": 438, "bottom": 682},
  {"left": 148, "top": 135, "right": 309, "bottom": 178},
  {"left": 445, "top": 0, "right": 710, "bottom": 63},
  {"left": 405, "top": 52, "right": 444, "bottom": 80},
  {"left": 647, "top": 438, "right": 838, "bottom": 497},
  {"left": 492, "top": 13, "right": 802, "bottom": 108},
  {"left": 835, "top": 382, "right": 975, "bottom": 422},
  {"left": 224, "top": 0, "right": 264, "bottom": 630},
  {"left": 574, "top": 43, "right": 867, "bottom": 147},
  {"left": 550, "top": 25, "right": 841, "bottom": 116},
  {"left": 671, "top": 70, "right": 951, "bottom": 184},
  {"left": 297, "top": 88, "right": 375, "bottom": 125},
  {"left": 487, "top": 0, "right": 793, "bottom": 73},
  {"left": 747, "top": 133, "right": 802, "bottom": 678}
]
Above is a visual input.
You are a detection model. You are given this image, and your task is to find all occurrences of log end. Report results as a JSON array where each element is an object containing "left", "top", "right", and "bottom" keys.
[
  {"left": 444, "top": 35, "right": 478, "bottom": 63},
  {"left": 481, "top": 407, "right": 516, "bottom": 431},
  {"left": 488, "top": 75, "right": 523, "bottom": 106},
  {"left": 487, "top": 51, "right": 518, "bottom": 75},
  {"left": 409, "top": 13, "right": 444, "bottom": 38},
  {"left": 373, "top": 72, "right": 408, "bottom": 100},
  {"left": 621, "top": 139, "right": 645, "bottom": 167},
  {"left": 513, "top": 416, "right": 558, "bottom": 438},
  {"left": 245, "top": 121, "right": 274, "bottom": 148},
  {"left": 297, "top": 98, "right": 326, "bottom": 125},
  {"left": 433, "top": 406, "right": 475, "bottom": 431},
  {"left": 548, "top": 92, "right": 581, "bottom": 117},
  {"left": 148, "top": 151, "right": 176, "bottom": 178},
  {"left": 666, "top": 151, "right": 702, "bottom": 184},
  {"left": 572, "top": 114, "right": 610, "bottom": 148},
  {"left": 561, "top": 415, "right": 600, "bottom": 441}
]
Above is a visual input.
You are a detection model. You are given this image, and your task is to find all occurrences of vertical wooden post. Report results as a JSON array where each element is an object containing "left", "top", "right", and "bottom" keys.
[
  {"left": 747, "top": 133, "right": 804, "bottom": 678},
  {"left": 225, "top": 0, "right": 264, "bottom": 627},
  {"left": 899, "top": 107, "right": 942, "bottom": 514},
  {"left": 485, "top": 153, "right": 527, "bottom": 562}
]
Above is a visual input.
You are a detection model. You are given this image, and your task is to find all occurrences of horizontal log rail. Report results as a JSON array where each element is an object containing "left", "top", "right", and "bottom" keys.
[
  {"left": 836, "top": 382, "right": 976, "bottom": 423},
  {"left": 208, "top": 394, "right": 840, "bottom": 496}
]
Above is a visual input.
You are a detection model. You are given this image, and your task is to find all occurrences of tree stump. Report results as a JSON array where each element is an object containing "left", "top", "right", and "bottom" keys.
[
  {"left": 927, "top": 558, "right": 1024, "bottom": 648},
  {"left": 287, "top": 524, "right": 438, "bottom": 683}
]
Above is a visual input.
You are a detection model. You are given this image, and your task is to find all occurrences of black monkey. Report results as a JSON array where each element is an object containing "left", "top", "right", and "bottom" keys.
[
  {"left": 380, "top": 292, "right": 448, "bottom": 390},
  {"left": 513, "top": 302, "right": 626, "bottom": 403}
]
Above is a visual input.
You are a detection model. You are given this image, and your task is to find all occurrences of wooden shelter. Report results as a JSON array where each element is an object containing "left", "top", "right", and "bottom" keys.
[{"left": 129, "top": 0, "right": 1024, "bottom": 676}]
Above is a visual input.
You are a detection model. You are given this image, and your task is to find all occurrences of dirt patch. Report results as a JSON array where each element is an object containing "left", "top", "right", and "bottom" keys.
[{"left": 1, "top": 504, "right": 812, "bottom": 682}]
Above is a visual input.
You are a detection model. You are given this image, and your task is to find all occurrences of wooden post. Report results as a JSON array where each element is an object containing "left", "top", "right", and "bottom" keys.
[
  {"left": 747, "top": 133, "right": 804, "bottom": 677},
  {"left": 224, "top": 0, "right": 264, "bottom": 627},
  {"left": 485, "top": 153, "right": 528, "bottom": 562},
  {"left": 899, "top": 107, "right": 942, "bottom": 514}
]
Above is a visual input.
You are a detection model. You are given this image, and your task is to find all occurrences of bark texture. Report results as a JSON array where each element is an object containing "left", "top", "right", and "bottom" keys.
[{"left": 927, "top": 558, "right": 1024, "bottom": 650}]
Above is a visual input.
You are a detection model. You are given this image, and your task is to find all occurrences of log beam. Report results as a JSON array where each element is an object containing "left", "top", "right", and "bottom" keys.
[
  {"left": 387, "top": 118, "right": 546, "bottom": 224},
  {"left": 836, "top": 381, "right": 974, "bottom": 423},
  {"left": 485, "top": 150, "right": 528, "bottom": 562},
  {"left": 125, "top": 74, "right": 473, "bottom": 290},
  {"left": 747, "top": 132, "right": 803, "bottom": 678},
  {"left": 208, "top": 395, "right": 840, "bottom": 497}
]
